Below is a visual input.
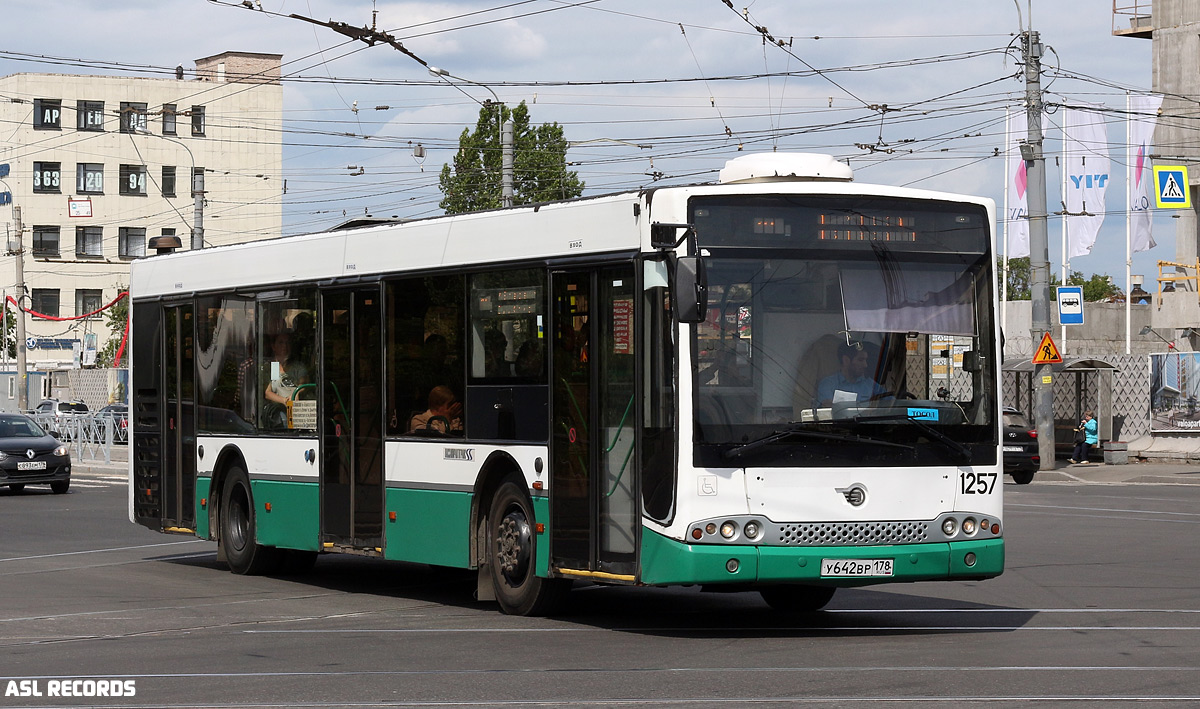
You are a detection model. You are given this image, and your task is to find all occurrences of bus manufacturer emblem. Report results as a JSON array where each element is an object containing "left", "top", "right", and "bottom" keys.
[{"left": 444, "top": 448, "right": 474, "bottom": 461}]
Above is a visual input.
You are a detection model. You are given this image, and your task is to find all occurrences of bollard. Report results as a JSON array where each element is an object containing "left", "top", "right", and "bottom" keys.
[{"left": 1103, "top": 441, "right": 1128, "bottom": 465}]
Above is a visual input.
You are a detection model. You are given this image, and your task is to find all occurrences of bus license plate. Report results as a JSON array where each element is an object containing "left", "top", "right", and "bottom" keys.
[
  {"left": 17, "top": 461, "right": 47, "bottom": 471},
  {"left": 821, "top": 558, "right": 893, "bottom": 577}
]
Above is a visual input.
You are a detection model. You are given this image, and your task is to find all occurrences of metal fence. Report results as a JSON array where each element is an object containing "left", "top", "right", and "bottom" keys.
[{"left": 27, "top": 412, "right": 127, "bottom": 465}]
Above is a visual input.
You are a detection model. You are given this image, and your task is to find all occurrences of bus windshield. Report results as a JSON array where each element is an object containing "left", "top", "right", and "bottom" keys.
[{"left": 690, "top": 195, "right": 997, "bottom": 467}]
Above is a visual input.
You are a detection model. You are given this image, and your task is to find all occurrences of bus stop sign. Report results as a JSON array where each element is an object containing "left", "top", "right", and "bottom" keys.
[{"left": 1057, "top": 285, "right": 1084, "bottom": 325}]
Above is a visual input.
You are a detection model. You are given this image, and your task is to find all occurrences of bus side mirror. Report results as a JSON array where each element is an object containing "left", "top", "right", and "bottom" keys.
[{"left": 675, "top": 255, "right": 708, "bottom": 323}]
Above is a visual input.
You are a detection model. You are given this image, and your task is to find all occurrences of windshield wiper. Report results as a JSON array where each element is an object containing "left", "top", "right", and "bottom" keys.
[
  {"left": 722, "top": 424, "right": 916, "bottom": 461},
  {"left": 852, "top": 413, "right": 972, "bottom": 462}
]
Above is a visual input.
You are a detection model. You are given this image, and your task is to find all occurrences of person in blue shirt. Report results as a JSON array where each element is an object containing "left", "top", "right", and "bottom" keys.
[
  {"left": 1070, "top": 410, "right": 1098, "bottom": 464},
  {"left": 815, "top": 340, "right": 887, "bottom": 407}
]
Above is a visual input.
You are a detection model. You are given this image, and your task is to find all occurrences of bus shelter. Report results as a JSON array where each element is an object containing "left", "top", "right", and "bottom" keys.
[{"left": 1003, "top": 357, "right": 1119, "bottom": 450}]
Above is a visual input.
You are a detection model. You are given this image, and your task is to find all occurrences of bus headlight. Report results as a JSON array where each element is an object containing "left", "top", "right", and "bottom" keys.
[
  {"left": 961, "top": 517, "right": 977, "bottom": 536},
  {"left": 941, "top": 517, "right": 958, "bottom": 536},
  {"left": 743, "top": 521, "right": 761, "bottom": 540},
  {"left": 720, "top": 521, "right": 738, "bottom": 539}
]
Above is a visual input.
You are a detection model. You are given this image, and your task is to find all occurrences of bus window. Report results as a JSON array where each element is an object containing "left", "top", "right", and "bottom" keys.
[
  {"left": 258, "top": 289, "right": 318, "bottom": 432},
  {"left": 469, "top": 269, "right": 546, "bottom": 382},
  {"left": 385, "top": 275, "right": 465, "bottom": 436},
  {"left": 195, "top": 296, "right": 255, "bottom": 434}
]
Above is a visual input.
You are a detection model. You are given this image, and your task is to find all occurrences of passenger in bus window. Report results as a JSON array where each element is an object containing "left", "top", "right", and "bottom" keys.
[
  {"left": 484, "top": 329, "right": 512, "bottom": 377},
  {"left": 408, "top": 385, "right": 464, "bottom": 435},
  {"left": 515, "top": 340, "right": 543, "bottom": 378},
  {"left": 263, "top": 331, "right": 308, "bottom": 428},
  {"left": 814, "top": 340, "right": 886, "bottom": 407}
]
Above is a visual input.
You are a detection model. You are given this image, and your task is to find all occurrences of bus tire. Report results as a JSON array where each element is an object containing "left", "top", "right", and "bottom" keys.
[
  {"left": 220, "top": 466, "right": 280, "bottom": 575},
  {"left": 488, "top": 477, "right": 569, "bottom": 616},
  {"left": 759, "top": 584, "right": 836, "bottom": 613}
]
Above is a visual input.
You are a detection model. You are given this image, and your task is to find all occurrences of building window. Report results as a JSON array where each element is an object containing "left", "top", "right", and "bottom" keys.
[
  {"left": 31, "top": 289, "right": 60, "bottom": 319},
  {"left": 77, "top": 100, "right": 104, "bottom": 131},
  {"left": 119, "top": 165, "right": 147, "bottom": 196},
  {"left": 119, "top": 227, "right": 146, "bottom": 259},
  {"left": 33, "top": 162, "right": 61, "bottom": 193},
  {"left": 33, "top": 99, "right": 61, "bottom": 129},
  {"left": 76, "top": 226, "right": 103, "bottom": 258},
  {"left": 32, "top": 226, "right": 60, "bottom": 257},
  {"left": 191, "top": 105, "right": 205, "bottom": 136},
  {"left": 76, "top": 164, "right": 104, "bottom": 194},
  {"left": 162, "top": 166, "right": 176, "bottom": 197},
  {"left": 119, "top": 102, "right": 148, "bottom": 133},
  {"left": 162, "top": 103, "right": 177, "bottom": 135},
  {"left": 76, "top": 289, "right": 104, "bottom": 320}
]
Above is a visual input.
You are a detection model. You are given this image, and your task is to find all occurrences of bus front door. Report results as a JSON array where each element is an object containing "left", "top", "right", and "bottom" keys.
[
  {"left": 550, "top": 266, "right": 638, "bottom": 580},
  {"left": 163, "top": 304, "right": 196, "bottom": 531},
  {"left": 320, "top": 288, "right": 384, "bottom": 552}
]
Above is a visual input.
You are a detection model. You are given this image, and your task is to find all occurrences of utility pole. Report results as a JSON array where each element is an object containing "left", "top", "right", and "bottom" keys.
[
  {"left": 192, "top": 169, "right": 204, "bottom": 250},
  {"left": 1022, "top": 30, "right": 1055, "bottom": 470},
  {"left": 501, "top": 119, "right": 514, "bottom": 208},
  {"left": 13, "top": 205, "right": 28, "bottom": 410}
]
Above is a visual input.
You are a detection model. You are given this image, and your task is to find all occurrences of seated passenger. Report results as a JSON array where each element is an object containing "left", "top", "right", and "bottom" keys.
[
  {"left": 408, "top": 385, "right": 464, "bottom": 435},
  {"left": 815, "top": 340, "right": 887, "bottom": 407}
]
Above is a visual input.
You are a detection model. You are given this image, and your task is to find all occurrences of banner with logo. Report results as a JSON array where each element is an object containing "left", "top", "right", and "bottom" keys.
[
  {"left": 1129, "top": 94, "right": 1163, "bottom": 253},
  {"left": 1005, "top": 109, "right": 1031, "bottom": 258},
  {"left": 1062, "top": 106, "right": 1110, "bottom": 259}
]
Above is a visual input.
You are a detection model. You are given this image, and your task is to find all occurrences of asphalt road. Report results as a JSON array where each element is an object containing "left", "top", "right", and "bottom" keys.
[{"left": 2, "top": 467, "right": 1200, "bottom": 708}]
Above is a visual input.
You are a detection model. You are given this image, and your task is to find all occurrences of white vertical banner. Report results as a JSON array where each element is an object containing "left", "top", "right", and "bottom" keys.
[
  {"left": 1129, "top": 94, "right": 1163, "bottom": 254},
  {"left": 1062, "top": 106, "right": 1110, "bottom": 259},
  {"left": 1005, "top": 109, "right": 1031, "bottom": 258}
]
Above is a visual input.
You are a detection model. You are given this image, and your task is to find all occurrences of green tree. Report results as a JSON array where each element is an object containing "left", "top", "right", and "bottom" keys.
[
  {"left": 94, "top": 292, "right": 129, "bottom": 368},
  {"left": 438, "top": 101, "right": 583, "bottom": 214},
  {"left": 1067, "top": 271, "right": 1121, "bottom": 302},
  {"left": 997, "top": 257, "right": 1060, "bottom": 300}
]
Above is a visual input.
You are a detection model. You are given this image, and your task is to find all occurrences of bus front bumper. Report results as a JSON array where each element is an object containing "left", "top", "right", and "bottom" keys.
[{"left": 639, "top": 529, "right": 1004, "bottom": 586}]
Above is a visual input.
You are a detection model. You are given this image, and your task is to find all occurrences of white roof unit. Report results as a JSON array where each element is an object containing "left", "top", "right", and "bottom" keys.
[{"left": 718, "top": 153, "right": 854, "bottom": 184}]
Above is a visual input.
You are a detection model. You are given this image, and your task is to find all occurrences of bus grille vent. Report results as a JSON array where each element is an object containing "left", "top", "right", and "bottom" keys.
[{"left": 775, "top": 521, "right": 929, "bottom": 546}]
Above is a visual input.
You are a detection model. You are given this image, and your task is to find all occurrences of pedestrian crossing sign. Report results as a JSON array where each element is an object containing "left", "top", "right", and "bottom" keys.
[{"left": 1154, "top": 165, "right": 1191, "bottom": 208}]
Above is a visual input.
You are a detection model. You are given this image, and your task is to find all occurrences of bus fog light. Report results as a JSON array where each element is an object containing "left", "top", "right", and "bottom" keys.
[
  {"left": 726, "top": 558, "right": 739, "bottom": 573},
  {"left": 720, "top": 521, "right": 737, "bottom": 539},
  {"left": 964, "top": 552, "right": 977, "bottom": 567},
  {"left": 962, "top": 517, "right": 977, "bottom": 535},
  {"left": 941, "top": 518, "right": 958, "bottom": 536},
  {"left": 743, "top": 521, "right": 761, "bottom": 539}
]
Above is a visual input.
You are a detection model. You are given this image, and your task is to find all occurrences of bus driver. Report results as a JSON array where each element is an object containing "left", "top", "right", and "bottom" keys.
[{"left": 815, "top": 340, "right": 886, "bottom": 407}]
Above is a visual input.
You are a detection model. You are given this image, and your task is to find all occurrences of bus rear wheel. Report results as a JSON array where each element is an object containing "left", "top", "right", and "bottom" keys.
[
  {"left": 488, "top": 477, "right": 569, "bottom": 616},
  {"left": 759, "top": 584, "right": 836, "bottom": 613},
  {"left": 220, "top": 466, "right": 280, "bottom": 575}
]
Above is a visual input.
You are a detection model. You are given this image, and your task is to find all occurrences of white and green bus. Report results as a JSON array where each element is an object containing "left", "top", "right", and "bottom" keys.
[{"left": 129, "top": 153, "right": 1004, "bottom": 615}]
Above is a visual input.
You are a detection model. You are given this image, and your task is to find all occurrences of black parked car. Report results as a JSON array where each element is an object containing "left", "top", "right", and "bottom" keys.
[
  {"left": 1002, "top": 407, "right": 1038, "bottom": 485},
  {"left": 0, "top": 413, "right": 71, "bottom": 494}
]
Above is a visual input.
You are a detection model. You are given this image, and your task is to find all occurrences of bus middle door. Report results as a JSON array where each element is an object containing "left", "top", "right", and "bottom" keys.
[{"left": 549, "top": 266, "right": 637, "bottom": 581}]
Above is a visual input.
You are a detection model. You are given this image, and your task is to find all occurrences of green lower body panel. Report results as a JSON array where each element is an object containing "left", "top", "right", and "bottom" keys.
[
  {"left": 384, "top": 488, "right": 472, "bottom": 567},
  {"left": 640, "top": 529, "right": 1004, "bottom": 586},
  {"left": 250, "top": 480, "right": 320, "bottom": 551},
  {"left": 195, "top": 476, "right": 212, "bottom": 539}
]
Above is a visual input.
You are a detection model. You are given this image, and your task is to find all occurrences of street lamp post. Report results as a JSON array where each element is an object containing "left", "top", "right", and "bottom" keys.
[{"left": 429, "top": 66, "right": 513, "bottom": 208}]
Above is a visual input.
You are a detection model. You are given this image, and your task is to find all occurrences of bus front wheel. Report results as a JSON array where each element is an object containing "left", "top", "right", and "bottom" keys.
[
  {"left": 488, "top": 477, "right": 569, "bottom": 616},
  {"left": 220, "top": 466, "right": 280, "bottom": 575},
  {"left": 759, "top": 584, "right": 836, "bottom": 613}
]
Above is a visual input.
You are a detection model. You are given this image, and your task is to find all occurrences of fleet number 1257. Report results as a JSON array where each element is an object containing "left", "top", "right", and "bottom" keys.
[{"left": 960, "top": 471, "right": 997, "bottom": 494}]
